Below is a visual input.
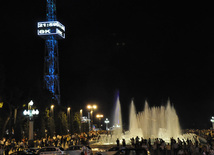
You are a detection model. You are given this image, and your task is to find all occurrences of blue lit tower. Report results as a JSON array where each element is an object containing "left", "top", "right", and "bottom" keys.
[{"left": 37, "top": 0, "right": 65, "bottom": 105}]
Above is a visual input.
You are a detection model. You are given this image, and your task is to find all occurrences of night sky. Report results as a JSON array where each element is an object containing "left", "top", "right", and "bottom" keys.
[{"left": 1, "top": 0, "right": 214, "bottom": 129}]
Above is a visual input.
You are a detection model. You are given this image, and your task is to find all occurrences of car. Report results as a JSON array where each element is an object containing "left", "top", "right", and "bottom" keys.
[
  {"left": 96, "top": 147, "right": 120, "bottom": 155},
  {"left": 65, "top": 145, "right": 82, "bottom": 155},
  {"left": 38, "top": 146, "right": 65, "bottom": 155},
  {"left": 65, "top": 145, "right": 93, "bottom": 155},
  {"left": 26, "top": 147, "right": 40, "bottom": 154},
  {"left": 10, "top": 151, "right": 34, "bottom": 155},
  {"left": 81, "top": 145, "right": 93, "bottom": 155},
  {"left": 115, "top": 147, "right": 150, "bottom": 155}
]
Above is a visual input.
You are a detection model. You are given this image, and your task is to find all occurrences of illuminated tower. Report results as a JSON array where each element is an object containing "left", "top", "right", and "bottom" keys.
[{"left": 37, "top": 0, "right": 65, "bottom": 104}]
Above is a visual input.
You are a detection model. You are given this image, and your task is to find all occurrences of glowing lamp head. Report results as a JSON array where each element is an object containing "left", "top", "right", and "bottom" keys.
[
  {"left": 87, "top": 105, "right": 92, "bottom": 109},
  {"left": 23, "top": 110, "right": 29, "bottom": 115},
  {"left": 96, "top": 114, "right": 104, "bottom": 118},
  {"left": 87, "top": 104, "right": 97, "bottom": 110},
  {"left": 32, "top": 109, "right": 39, "bottom": 115},
  {"left": 29, "top": 100, "right": 34, "bottom": 106},
  {"left": 105, "top": 118, "right": 110, "bottom": 124},
  {"left": 93, "top": 105, "right": 97, "bottom": 109},
  {"left": 211, "top": 117, "right": 214, "bottom": 123}
]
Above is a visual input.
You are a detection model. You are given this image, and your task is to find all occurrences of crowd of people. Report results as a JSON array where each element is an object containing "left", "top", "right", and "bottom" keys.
[
  {"left": 0, "top": 131, "right": 98, "bottom": 155},
  {"left": 114, "top": 129, "right": 214, "bottom": 155},
  {"left": 0, "top": 129, "right": 214, "bottom": 155},
  {"left": 116, "top": 136, "right": 212, "bottom": 155}
]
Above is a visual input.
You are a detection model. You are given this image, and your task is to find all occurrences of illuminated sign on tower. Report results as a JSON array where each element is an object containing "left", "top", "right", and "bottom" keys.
[{"left": 37, "top": 21, "right": 65, "bottom": 39}]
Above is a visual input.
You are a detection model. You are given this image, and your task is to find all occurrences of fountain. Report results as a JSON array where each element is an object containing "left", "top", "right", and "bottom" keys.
[
  {"left": 97, "top": 94, "right": 123, "bottom": 144},
  {"left": 131, "top": 100, "right": 181, "bottom": 142},
  {"left": 113, "top": 95, "right": 123, "bottom": 138},
  {"left": 128, "top": 100, "right": 143, "bottom": 138},
  {"left": 96, "top": 96, "right": 196, "bottom": 145}
]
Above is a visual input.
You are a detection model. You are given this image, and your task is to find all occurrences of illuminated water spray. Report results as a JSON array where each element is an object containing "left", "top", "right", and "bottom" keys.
[
  {"left": 113, "top": 94, "right": 123, "bottom": 137},
  {"left": 96, "top": 98, "right": 197, "bottom": 145},
  {"left": 37, "top": 0, "right": 65, "bottom": 104},
  {"left": 133, "top": 100, "right": 181, "bottom": 141}
]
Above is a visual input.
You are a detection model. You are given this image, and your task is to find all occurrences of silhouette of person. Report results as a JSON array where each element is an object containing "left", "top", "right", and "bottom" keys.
[{"left": 116, "top": 138, "right": 120, "bottom": 147}]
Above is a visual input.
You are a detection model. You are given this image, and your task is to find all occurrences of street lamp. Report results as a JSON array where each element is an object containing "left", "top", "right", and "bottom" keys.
[
  {"left": 87, "top": 105, "right": 97, "bottom": 110},
  {"left": 23, "top": 100, "right": 39, "bottom": 147},
  {"left": 96, "top": 114, "right": 103, "bottom": 129},
  {"left": 80, "top": 109, "right": 83, "bottom": 133},
  {"left": 104, "top": 118, "right": 110, "bottom": 130},
  {"left": 96, "top": 114, "right": 103, "bottom": 118},
  {"left": 67, "top": 107, "right": 71, "bottom": 133},
  {"left": 50, "top": 105, "right": 54, "bottom": 117},
  {"left": 87, "top": 104, "right": 97, "bottom": 131}
]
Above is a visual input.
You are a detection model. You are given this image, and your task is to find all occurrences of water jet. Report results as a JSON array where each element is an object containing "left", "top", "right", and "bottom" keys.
[{"left": 95, "top": 96, "right": 196, "bottom": 145}]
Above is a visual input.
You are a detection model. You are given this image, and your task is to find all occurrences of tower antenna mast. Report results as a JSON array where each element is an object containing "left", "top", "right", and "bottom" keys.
[{"left": 37, "top": 0, "right": 65, "bottom": 105}]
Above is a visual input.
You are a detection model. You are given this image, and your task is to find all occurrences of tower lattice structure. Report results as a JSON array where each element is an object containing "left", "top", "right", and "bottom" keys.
[{"left": 37, "top": 0, "right": 65, "bottom": 105}]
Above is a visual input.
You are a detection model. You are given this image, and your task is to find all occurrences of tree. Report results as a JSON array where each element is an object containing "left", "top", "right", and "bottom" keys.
[
  {"left": 0, "top": 82, "right": 26, "bottom": 139},
  {"left": 47, "top": 116, "right": 55, "bottom": 138},
  {"left": 73, "top": 112, "right": 81, "bottom": 134},
  {"left": 35, "top": 114, "right": 46, "bottom": 139},
  {"left": 56, "top": 111, "right": 67, "bottom": 135}
]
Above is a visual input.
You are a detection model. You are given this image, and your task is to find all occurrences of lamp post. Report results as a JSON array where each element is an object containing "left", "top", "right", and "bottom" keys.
[
  {"left": 23, "top": 100, "right": 39, "bottom": 147},
  {"left": 87, "top": 104, "right": 97, "bottom": 131},
  {"left": 50, "top": 105, "right": 54, "bottom": 117},
  {"left": 96, "top": 114, "right": 103, "bottom": 129},
  {"left": 67, "top": 107, "right": 71, "bottom": 133},
  {"left": 80, "top": 109, "right": 83, "bottom": 133},
  {"left": 104, "top": 118, "right": 110, "bottom": 130}
]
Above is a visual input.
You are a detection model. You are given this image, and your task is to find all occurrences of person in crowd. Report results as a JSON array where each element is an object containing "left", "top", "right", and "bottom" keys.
[
  {"left": 122, "top": 139, "right": 126, "bottom": 147},
  {"left": 116, "top": 138, "right": 120, "bottom": 147},
  {"left": 130, "top": 137, "right": 135, "bottom": 146},
  {"left": 166, "top": 143, "right": 171, "bottom": 155},
  {"left": 0, "top": 145, "right": 4, "bottom": 155},
  {"left": 135, "top": 136, "right": 139, "bottom": 148}
]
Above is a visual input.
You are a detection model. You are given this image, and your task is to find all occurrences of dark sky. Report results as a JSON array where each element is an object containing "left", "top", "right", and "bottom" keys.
[{"left": 1, "top": 0, "right": 214, "bottom": 129}]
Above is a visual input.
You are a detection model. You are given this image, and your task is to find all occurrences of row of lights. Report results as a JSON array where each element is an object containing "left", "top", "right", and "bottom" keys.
[
  {"left": 23, "top": 101, "right": 110, "bottom": 132},
  {"left": 49, "top": 104, "right": 107, "bottom": 125},
  {"left": 22, "top": 100, "right": 110, "bottom": 144},
  {"left": 24, "top": 102, "right": 107, "bottom": 121}
]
